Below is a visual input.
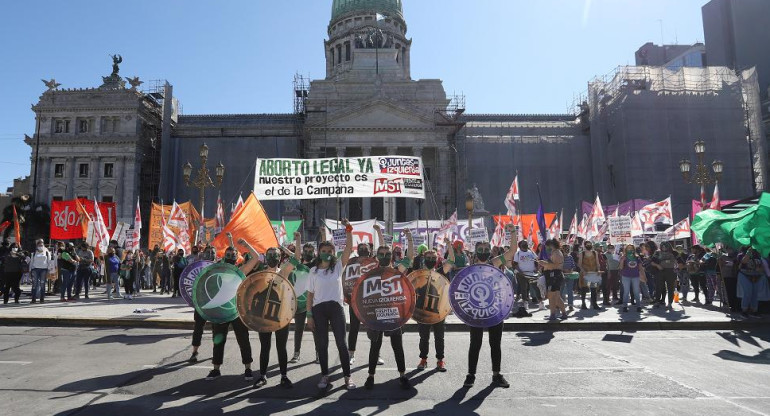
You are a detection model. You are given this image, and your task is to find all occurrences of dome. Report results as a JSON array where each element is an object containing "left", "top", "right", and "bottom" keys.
[{"left": 331, "top": 0, "right": 404, "bottom": 23}]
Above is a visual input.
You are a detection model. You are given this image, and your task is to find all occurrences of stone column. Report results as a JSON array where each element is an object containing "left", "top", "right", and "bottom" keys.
[
  {"left": 336, "top": 147, "right": 346, "bottom": 220},
  {"left": 412, "top": 146, "right": 423, "bottom": 220},
  {"left": 362, "top": 147, "right": 372, "bottom": 220}
]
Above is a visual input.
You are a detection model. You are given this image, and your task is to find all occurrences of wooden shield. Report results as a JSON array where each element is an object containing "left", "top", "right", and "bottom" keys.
[
  {"left": 407, "top": 269, "right": 451, "bottom": 325},
  {"left": 351, "top": 266, "right": 416, "bottom": 332},
  {"left": 342, "top": 256, "right": 379, "bottom": 300},
  {"left": 236, "top": 271, "right": 297, "bottom": 333}
]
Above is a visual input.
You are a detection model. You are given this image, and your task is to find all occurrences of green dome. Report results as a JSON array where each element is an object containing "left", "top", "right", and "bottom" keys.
[{"left": 331, "top": 0, "right": 404, "bottom": 23}]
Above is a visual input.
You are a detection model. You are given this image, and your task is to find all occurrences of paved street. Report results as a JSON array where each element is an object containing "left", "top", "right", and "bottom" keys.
[{"left": 0, "top": 326, "right": 768, "bottom": 415}]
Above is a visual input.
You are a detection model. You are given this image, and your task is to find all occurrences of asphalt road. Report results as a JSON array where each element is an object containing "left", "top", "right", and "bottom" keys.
[{"left": 0, "top": 326, "right": 768, "bottom": 415}]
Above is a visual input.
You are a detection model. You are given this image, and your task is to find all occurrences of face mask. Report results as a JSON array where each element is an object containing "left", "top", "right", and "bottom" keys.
[
  {"left": 424, "top": 258, "right": 437, "bottom": 269},
  {"left": 357, "top": 247, "right": 370, "bottom": 258},
  {"left": 320, "top": 253, "right": 334, "bottom": 262},
  {"left": 521, "top": 244, "right": 529, "bottom": 252},
  {"left": 11, "top": 248, "right": 18, "bottom": 254},
  {"left": 303, "top": 252, "right": 315, "bottom": 262},
  {"left": 455, "top": 253, "right": 467, "bottom": 268},
  {"left": 266, "top": 254, "right": 280, "bottom": 268},
  {"left": 476, "top": 250, "right": 491, "bottom": 262},
  {"left": 546, "top": 247, "right": 553, "bottom": 255},
  {"left": 585, "top": 245, "right": 592, "bottom": 251},
  {"left": 626, "top": 251, "right": 636, "bottom": 259},
  {"left": 377, "top": 253, "right": 392, "bottom": 267},
  {"left": 37, "top": 246, "right": 44, "bottom": 252}
]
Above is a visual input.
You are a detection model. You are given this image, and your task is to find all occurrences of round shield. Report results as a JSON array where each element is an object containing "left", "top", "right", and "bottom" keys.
[
  {"left": 407, "top": 269, "right": 451, "bottom": 325},
  {"left": 192, "top": 263, "right": 246, "bottom": 324},
  {"left": 342, "top": 257, "right": 379, "bottom": 300},
  {"left": 351, "top": 266, "right": 416, "bottom": 332},
  {"left": 449, "top": 264, "right": 514, "bottom": 328},
  {"left": 236, "top": 271, "right": 297, "bottom": 333},
  {"left": 179, "top": 261, "right": 214, "bottom": 307}
]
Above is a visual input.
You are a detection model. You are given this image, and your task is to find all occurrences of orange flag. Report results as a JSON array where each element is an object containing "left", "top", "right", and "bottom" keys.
[
  {"left": 12, "top": 206, "right": 21, "bottom": 246},
  {"left": 212, "top": 193, "right": 278, "bottom": 257}
]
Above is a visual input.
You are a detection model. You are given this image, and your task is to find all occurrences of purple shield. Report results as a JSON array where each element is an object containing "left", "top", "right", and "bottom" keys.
[
  {"left": 179, "top": 261, "right": 214, "bottom": 307},
  {"left": 449, "top": 264, "right": 514, "bottom": 328}
]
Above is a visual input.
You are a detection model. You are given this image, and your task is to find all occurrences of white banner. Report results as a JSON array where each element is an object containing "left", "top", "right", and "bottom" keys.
[
  {"left": 468, "top": 228, "right": 489, "bottom": 245},
  {"left": 332, "top": 229, "right": 347, "bottom": 250},
  {"left": 255, "top": 156, "right": 426, "bottom": 200},
  {"left": 608, "top": 216, "right": 633, "bottom": 246}
]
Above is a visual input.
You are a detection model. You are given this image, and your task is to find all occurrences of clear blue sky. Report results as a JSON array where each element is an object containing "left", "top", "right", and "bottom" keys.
[{"left": 0, "top": 0, "right": 709, "bottom": 191}]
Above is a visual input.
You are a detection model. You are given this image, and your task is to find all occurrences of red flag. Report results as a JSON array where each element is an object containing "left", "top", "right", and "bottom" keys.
[
  {"left": 504, "top": 175, "right": 520, "bottom": 216},
  {"left": 12, "top": 206, "right": 21, "bottom": 246},
  {"left": 639, "top": 197, "right": 674, "bottom": 227},
  {"left": 700, "top": 185, "right": 708, "bottom": 211}
]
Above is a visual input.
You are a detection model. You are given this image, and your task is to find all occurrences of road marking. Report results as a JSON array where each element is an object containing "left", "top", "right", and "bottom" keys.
[
  {"left": 142, "top": 365, "right": 213, "bottom": 370},
  {"left": 0, "top": 361, "right": 31, "bottom": 365}
]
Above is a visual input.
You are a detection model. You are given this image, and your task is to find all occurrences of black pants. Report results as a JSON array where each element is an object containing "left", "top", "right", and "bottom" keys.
[
  {"left": 468, "top": 323, "right": 503, "bottom": 375},
  {"left": 312, "top": 301, "right": 351, "bottom": 377},
  {"left": 368, "top": 330, "right": 405, "bottom": 375},
  {"left": 348, "top": 304, "right": 360, "bottom": 351},
  {"left": 691, "top": 273, "right": 706, "bottom": 299},
  {"left": 419, "top": 320, "right": 446, "bottom": 360},
  {"left": 601, "top": 272, "right": 609, "bottom": 303},
  {"left": 124, "top": 274, "right": 134, "bottom": 295},
  {"left": 3, "top": 272, "right": 22, "bottom": 303},
  {"left": 515, "top": 273, "right": 530, "bottom": 301},
  {"left": 192, "top": 310, "right": 206, "bottom": 347},
  {"left": 259, "top": 326, "right": 290, "bottom": 376},
  {"left": 74, "top": 267, "right": 91, "bottom": 296},
  {"left": 173, "top": 272, "right": 181, "bottom": 295},
  {"left": 293, "top": 311, "right": 318, "bottom": 354},
  {"left": 211, "top": 319, "right": 253, "bottom": 366},
  {"left": 657, "top": 269, "right": 677, "bottom": 305}
]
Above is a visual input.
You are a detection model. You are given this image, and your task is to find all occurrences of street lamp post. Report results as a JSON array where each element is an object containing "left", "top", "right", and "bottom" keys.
[
  {"left": 679, "top": 140, "right": 723, "bottom": 202},
  {"left": 183, "top": 143, "right": 225, "bottom": 221}
]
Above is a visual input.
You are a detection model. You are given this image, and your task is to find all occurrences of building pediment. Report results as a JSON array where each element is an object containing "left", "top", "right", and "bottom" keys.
[{"left": 323, "top": 99, "right": 435, "bottom": 130}]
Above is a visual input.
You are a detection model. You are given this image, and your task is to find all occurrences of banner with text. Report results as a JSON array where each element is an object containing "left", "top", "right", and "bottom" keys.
[
  {"left": 608, "top": 216, "right": 633, "bottom": 246},
  {"left": 254, "top": 156, "right": 426, "bottom": 200},
  {"left": 50, "top": 199, "right": 117, "bottom": 240}
]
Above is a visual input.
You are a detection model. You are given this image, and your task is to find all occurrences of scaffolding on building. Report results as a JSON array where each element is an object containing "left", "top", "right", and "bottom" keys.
[{"left": 293, "top": 73, "right": 309, "bottom": 116}]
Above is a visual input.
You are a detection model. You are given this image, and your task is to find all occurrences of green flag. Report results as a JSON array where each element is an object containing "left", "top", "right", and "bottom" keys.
[{"left": 692, "top": 193, "right": 770, "bottom": 256}]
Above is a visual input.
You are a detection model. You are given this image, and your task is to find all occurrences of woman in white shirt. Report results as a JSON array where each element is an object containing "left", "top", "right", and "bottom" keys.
[
  {"left": 29, "top": 239, "right": 52, "bottom": 304},
  {"left": 306, "top": 219, "right": 354, "bottom": 391}
]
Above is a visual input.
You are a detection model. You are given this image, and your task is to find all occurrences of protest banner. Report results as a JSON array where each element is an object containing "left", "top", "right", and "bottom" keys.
[
  {"left": 468, "top": 228, "right": 489, "bottom": 245},
  {"left": 50, "top": 199, "right": 117, "bottom": 240},
  {"left": 254, "top": 156, "right": 426, "bottom": 200},
  {"left": 149, "top": 202, "right": 200, "bottom": 250},
  {"left": 332, "top": 229, "right": 347, "bottom": 250},
  {"left": 608, "top": 216, "right": 633, "bottom": 246}
]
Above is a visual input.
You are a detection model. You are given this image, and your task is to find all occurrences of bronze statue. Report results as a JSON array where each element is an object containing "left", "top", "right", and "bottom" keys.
[{"left": 111, "top": 54, "right": 123, "bottom": 76}]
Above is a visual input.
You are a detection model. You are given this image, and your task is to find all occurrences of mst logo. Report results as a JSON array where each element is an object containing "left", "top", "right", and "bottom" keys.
[
  {"left": 374, "top": 178, "right": 402, "bottom": 195},
  {"left": 363, "top": 275, "right": 404, "bottom": 298}
]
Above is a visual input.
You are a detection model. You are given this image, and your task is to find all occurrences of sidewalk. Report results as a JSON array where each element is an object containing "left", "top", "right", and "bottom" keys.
[{"left": 0, "top": 284, "right": 767, "bottom": 331}]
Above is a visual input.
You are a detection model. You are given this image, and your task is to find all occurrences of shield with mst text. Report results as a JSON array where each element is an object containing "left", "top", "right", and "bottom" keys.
[
  {"left": 180, "top": 261, "right": 214, "bottom": 307},
  {"left": 237, "top": 271, "right": 297, "bottom": 333},
  {"left": 449, "top": 264, "right": 514, "bottom": 328},
  {"left": 351, "top": 266, "right": 415, "bottom": 332},
  {"left": 342, "top": 256, "right": 378, "bottom": 301},
  {"left": 407, "top": 269, "right": 451, "bottom": 325},
  {"left": 192, "top": 263, "right": 245, "bottom": 324}
]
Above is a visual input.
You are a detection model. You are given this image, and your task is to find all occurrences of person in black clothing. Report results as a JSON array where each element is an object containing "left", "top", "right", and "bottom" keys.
[
  {"left": 2, "top": 244, "right": 25, "bottom": 304},
  {"left": 171, "top": 249, "right": 187, "bottom": 297},
  {"left": 415, "top": 237, "right": 455, "bottom": 372},
  {"left": 290, "top": 242, "right": 319, "bottom": 364}
]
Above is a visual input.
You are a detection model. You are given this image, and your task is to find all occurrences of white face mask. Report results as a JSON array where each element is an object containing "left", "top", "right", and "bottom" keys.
[
  {"left": 11, "top": 248, "right": 18, "bottom": 253},
  {"left": 37, "top": 246, "right": 44, "bottom": 251}
]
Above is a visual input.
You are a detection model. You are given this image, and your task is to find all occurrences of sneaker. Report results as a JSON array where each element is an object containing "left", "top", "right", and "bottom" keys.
[
  {"left": 623, "top": 306, "right": 629, "bottom": 312},
  {"left": 437, "top": 360, "right": 447, "bottom": 372},
  {"left": 188, "top": 351, "right": 198, "bottom": 363},
  {"left": 568, "top": 306, "right": 574, "bottom": 312},
  {"left": 317, "top": 375, "right": 330, "bottom": 390},
  {"left": 377, "top": 356, "right": 385, "bottom": 366},
  {"left": 244, "top": 368, "right": 254, "bottom": 382},
  {"left": 546, "top": 315, "right": 558, "bottom": 321},
  {"left": 417, "top": 358, "right": 428, "bottom": 370},
  {"left": 253, "top": 375, "right": 267, "bottom": 388},
  {"left": 463, "top": 374, "right": 475, "bottom": 387},
  {"left": 289, "top": 352, "right": 300, "bottom": 364},
  {"left": 280, "top": 376, "right": 293, "bottom": 389},
  {"left": 345, "top": 378, "right": 356, "bottom": 390},
  {"left": 349, "top": 356, "right": 356, "bottom": 365},
  {"left": 364, "top": 375, "right": 375, "bottom": 390},
  {"left": 492, "top": 374, "right": 510, "bottom": 388},
  {"left": 559, "top": 313, "right": 569, "bottom": 320},
  {"left": 84, "top": 295, "right": 89, "bottom": 299},
  {"left": 399, "top": 376, "right": 411, "bottom": 390},
  {"left": 60, "top": 297, "right": 65, "bottom": 301},
  {"left": 205, "top": 369, "right": 221, "bottom": 381}
]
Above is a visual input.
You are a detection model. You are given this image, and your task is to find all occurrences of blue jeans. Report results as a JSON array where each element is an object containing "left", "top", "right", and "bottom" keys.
[
  {"left": 75, "top": 266, "right": 91, "bottom": 297},
  {"left": 622, "top": 275, "right": 641, "bottom": 307},
  {"left": 108, "top": 271, "right": 121, "bottom": 298},
  {"left": 705, "top": 271, "right": 718, "bottom": 302},
  {"left": 31, "top": 268, "right": 48, "bottom": 301},
  {"left": 738, "top": 272, "right": 760, "bottom": 312},
  {"left": 59, "top": 269, "right": 74, "bottom": 299},
  {"left": 561, "top": 278, "right": 575, "bottom": 305}
]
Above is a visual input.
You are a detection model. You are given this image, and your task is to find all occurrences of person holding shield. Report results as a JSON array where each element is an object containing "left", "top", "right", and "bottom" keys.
[
  {"left": 290, "top": 241, "right": 319, "bottom": 364},
  {"left": 239, "top": 234, "right": 301, "bottom": 389},
  {"left": 204, "top": 241, "right": 260, "bottom": 382},
  {"left": 415, "top": 236, "right": 455, "bottom": 372},
  {"left": 361, "top": 225, "right": 416, "bottom": 390},
  {"left": 306, "top": 219, "right": 356, "bottom": 391},
  {"left": 462, "top": 225, "right": 517, "bottom": 389}
]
